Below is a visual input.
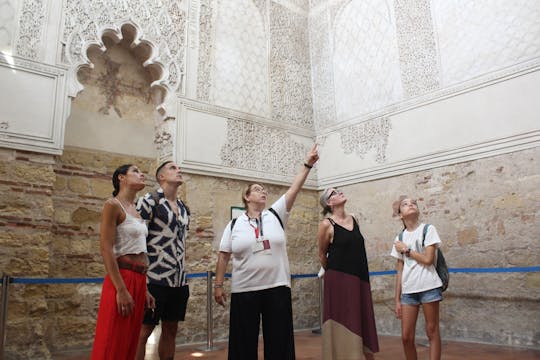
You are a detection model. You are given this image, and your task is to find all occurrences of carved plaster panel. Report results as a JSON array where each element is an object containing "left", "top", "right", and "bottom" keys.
[
  {"left": 337, "top": 117, "right": 391, "bottom": 163},
  {"left": 432, "top": 0, "right": 540, "bottom": 86},
  {"left": 220, "top": 118, "right": 309, "bottom": 176},
  {"left": 61, "top": 0, "right": 187, "bottom": 95},
  {"left": 394, "top": 0, "right": 439, "bottom": 98},
  {"left": 196, "top": 0, "right": 215, "bottom": 101},
  {"left": 0, "top": 0, "right": 17, "bottom": 52},
  {"left": 270, "top": 2, "right": 313, "bottom": 129},
  {"left": 211, "top": 0, "right": 269, "bottom": 116},
  {"left": 309, "top": 7, "right": 336, "bottom": 130},
  {"left": 154, "top": 117, "right": 175, "bottom": 160},
  {"left": 333, "top": 0, "right": 403, "bottom": 121},
  {"left": 14, "top": 0, "right": 46, "bottom": 60}
]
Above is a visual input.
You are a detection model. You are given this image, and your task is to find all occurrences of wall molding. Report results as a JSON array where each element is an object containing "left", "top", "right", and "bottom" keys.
[
  {"left": 0, "top": 53, "right": 68, "bottom": 154},
  {"left": 318, "top": 130, "right": 540, "bottom": 188}
]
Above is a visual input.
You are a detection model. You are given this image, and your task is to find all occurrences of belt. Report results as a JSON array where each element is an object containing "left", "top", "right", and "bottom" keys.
[{"left": 117, "top": 260, "right": 148, "bottom": 274}]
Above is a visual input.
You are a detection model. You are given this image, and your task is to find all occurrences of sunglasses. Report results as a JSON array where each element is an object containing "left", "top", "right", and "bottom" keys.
[{"left": 328, "top": 189, "right": 341, "bottom": 199}]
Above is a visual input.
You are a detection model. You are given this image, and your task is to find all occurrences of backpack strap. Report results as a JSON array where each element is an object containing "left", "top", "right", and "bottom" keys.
[
  {"left": 422, "top": 224, "right": 430, "bottom": 247},
  {"left": 230, "top": 208, "right": 284, "bottom": 232},
  {"left": 398, "top": 230, "right": 404, "bottom": 241},
  {"left": 268, "top": 207, "right": 284, "bottom": 229}
]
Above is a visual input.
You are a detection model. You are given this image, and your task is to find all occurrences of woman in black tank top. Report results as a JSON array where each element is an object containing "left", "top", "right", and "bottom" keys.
[{"left": 317, "top": 188, "right": 379, "bottom": 360}]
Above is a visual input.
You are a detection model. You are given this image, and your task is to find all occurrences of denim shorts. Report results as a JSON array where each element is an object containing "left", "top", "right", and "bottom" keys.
[{"left": 401, "top": 287, "right": 442, "bottom": 305}]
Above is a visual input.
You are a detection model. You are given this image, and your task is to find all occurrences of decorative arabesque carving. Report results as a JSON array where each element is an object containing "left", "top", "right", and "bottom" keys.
[
  {"left": 61, "top": 0, "right": 187, "bottom": 97},
  {"left": 338, "top": 117, "right": 392, "bottom": 163},
  {"left": 154, "top": 118, "right": 174, "bottom": 158},
  {"left": 395, "top": 0, "right": 439, "bottom": 98},
  {"left": 221, "top": 119, "right": 309, "bottom": 176},
  {"left": 270, "top": 2, "right": 313, "bottom": 129},
  {"left": 15, "top": 0, "right": 45, "bottom": 60},
  {"left": 196, "top": 0, "right": 214, "bottom": 101}
]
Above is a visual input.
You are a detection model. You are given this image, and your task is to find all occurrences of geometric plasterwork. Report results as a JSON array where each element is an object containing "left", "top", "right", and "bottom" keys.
[
  {"left": 432, "top": 0, "right": 540, "bottom": 86},
  {"left": 14, "top": 0, "right": 46, "bottom": 61},
  {"left": 220, "top": 118, "right": 309, "bottom": 177},
  {"left": 333, "top": 0, "right": 403, "bottom": 121},
  {"left": 0, "top": 0, "right": 17, "bottom": 53},
  {"left": 60, "top": 0, "right": 187, "bottom": 103},
  {"left": 394, "top": 0, "right": 439, "bottom": 98},
  {"left": 269, "top": 1, "right": 314, "bottom": 129},
  {"left": 211, "top": 0, "right": 269, "bottom": 117}
]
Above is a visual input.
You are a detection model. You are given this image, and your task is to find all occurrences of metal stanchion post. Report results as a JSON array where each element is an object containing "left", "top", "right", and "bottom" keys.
[
  {"left": 312, "top": 276, "right": 323, "bottom": 334},
  {"left": 0, "top": 274, "right": 11, "bottom": 360},
  {"left": 198, "top": 271, "right": 222, "bottom": 351}
]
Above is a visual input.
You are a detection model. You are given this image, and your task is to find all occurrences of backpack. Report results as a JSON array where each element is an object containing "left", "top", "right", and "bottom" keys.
[
  {"left": 399, "top": 224, "right": 449, "bottom": 292},
  {"left": 230, "top": 207, "right": 283, "bottom": 231}
]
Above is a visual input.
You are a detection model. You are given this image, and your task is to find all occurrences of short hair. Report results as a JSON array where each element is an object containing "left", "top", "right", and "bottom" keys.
[
  {"left": 155, "top": 161, "right": 173, "bottom": 183},
  {"left": 241, "top": 183, "right": 264, "bottom": 208},
  {"left": 319, "top": 188, "right": 333, "bottom": 216}
]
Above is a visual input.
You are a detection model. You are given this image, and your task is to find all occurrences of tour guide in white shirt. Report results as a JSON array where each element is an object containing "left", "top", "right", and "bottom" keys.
[{"left": 214, "top": 144, "right": 319, "bottom": 360}]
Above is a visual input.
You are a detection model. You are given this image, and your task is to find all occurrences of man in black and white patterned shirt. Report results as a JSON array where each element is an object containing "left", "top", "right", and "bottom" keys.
[{"left": 135, "top": 161, "right": 190, "bottom": 360}]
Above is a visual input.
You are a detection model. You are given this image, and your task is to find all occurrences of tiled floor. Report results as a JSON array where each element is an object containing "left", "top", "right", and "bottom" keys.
[{"left": 56, "top": 330, "right": 540, "bottom": 359}]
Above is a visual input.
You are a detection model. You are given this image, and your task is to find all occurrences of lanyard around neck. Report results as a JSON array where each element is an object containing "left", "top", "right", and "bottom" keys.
[{"left": 246, "top": 213, "right": 263, "bottom": 239}]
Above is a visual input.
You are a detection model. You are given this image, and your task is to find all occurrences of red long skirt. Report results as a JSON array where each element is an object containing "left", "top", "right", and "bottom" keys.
[{"left": 91, "top": 269, "right": 147, "bottom": 360}]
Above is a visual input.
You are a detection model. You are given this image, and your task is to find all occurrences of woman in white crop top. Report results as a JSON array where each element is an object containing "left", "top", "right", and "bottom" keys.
[{"left": 91, "top": 164, "right": 155, "bottom": 360}]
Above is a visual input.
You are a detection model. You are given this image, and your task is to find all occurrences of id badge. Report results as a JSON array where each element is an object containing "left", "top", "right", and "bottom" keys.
[{"left": 252, "top": 239, "right": 272, "bottom": 254}]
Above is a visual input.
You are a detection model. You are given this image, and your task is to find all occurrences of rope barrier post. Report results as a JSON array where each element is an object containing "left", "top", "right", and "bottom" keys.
[
  {"left": 0, "top": 274, "right": 11, "bottom": 360},
  {"left": 312, "top": 276, "right": 322, "bottom": 334},
  {"left": 197, "top": 271, "right": 222, "bottom": 352}
]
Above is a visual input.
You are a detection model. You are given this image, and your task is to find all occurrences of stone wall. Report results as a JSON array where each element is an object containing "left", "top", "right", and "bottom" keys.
[
  {"left": 0, "top": 147, "right": 321, "bottom": 359},
  {"left": 339, "top": 147, "right": 540, "bottom": 348},
  {"left": 1, "top": 146, "right": 539, "bottom": 358}
]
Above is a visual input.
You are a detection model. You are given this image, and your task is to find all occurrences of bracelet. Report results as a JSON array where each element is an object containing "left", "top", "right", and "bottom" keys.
[
  {"left": 405, "top": 248, "right": 411, "bottom": 257},
  {"left": 213, "top": 284, "right": 223, "bottom": 288},
  {"left": 304, "top": 163, "right": 313, "bottom": 169}
]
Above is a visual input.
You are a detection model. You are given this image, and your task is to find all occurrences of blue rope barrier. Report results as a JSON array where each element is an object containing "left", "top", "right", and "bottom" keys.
[
  {"left": 292, "top": 273, "right": 317, "bottom": 279},
  {"left": 4, "top": 266, "right": 539, "bottom": 285},
  {"left": 370, "top": 270, "right": 397, "bottom": 276},
  {"left": 449, "top": 266, "right": 540, "bottom": 273}
]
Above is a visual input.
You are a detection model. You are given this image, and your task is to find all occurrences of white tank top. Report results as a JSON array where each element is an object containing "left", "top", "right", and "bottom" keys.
[{"left": 113, "top": 199, "right": 148, "bottom": 258}]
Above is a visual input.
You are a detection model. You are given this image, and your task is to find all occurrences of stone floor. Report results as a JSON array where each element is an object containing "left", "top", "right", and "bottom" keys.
[{"left": 56, "top": 330, "right": 540, "bottom": 359}]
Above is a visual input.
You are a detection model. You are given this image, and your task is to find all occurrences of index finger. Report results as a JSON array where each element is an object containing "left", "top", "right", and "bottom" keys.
[{"left": 311, "top": 143, "right": 318, "bottom": 152}]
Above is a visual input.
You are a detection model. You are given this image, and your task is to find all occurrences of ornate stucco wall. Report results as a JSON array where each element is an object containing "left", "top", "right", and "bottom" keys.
[{"left": 0, "top": 0, "right": 539, "bottom": 358}]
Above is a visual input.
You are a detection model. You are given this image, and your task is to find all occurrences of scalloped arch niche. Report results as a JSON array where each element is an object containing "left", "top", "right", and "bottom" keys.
[{"left": 64, "top": 24, "right": 168, "bottom": 158}]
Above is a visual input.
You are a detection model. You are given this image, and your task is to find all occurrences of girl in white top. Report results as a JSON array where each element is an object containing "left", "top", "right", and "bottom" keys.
[
  {"left": 214, "top": 144, "right": 319, "bottom": 360},
  {"left": 391, "top": 196, "right": 443, "bottom": 360}
]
